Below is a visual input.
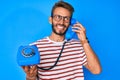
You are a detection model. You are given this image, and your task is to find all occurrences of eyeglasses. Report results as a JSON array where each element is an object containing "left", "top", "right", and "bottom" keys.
[{"left": 52, "top": 15, "right": 71, "bottom": 23}]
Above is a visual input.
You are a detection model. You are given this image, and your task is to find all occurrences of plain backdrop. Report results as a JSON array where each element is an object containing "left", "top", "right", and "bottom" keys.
[{"left": 0, "top": 0, "right": 120, "bottom": 80}]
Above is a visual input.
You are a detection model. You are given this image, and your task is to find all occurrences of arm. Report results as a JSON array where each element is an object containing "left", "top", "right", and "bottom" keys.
[
  {"left": 72, "top": 22, "right": 102, "bottom": 74},
  {"left": 81, "top": 40, "right": 101, "bottom": 74}
]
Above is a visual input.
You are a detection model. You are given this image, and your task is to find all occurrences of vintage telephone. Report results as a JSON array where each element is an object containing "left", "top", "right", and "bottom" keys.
[
  {"left": 16, "top": 42, "right": 66, "bottom": 70},
  {"left": 17, "top": 45, "right": 40, "bottom": 66},
  {"left": 65, "top": 18, "right": 78, "bottom": 40}
]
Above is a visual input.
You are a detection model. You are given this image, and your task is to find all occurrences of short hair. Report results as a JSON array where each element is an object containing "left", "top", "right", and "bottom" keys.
[{"left": 51, "top": 1, "right": 74, "bottom": 17}]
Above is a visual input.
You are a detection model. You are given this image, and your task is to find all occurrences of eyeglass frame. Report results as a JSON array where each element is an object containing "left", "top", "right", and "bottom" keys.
[{"left": 51, "top": 14, "right": 71, "bottom": 23}]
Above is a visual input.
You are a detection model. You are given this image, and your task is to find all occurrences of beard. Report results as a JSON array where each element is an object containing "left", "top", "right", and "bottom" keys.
[{"left": 52, "top": 23, "right": 69, "bottom": 36}]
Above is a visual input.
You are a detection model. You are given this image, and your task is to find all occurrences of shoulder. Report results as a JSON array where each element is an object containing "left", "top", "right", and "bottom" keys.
[
  {"left": 68, "top": 39, "right": 81, "bottom": 43},
  {"left": 66, "top": 39, "right": 83, "bottom": 46},
  {"left": 29, "top": 37, "right": 48, "bottom": 46}
]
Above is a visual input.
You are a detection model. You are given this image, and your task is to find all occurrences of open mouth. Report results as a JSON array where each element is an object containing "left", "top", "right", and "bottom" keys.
[{"left": 56, "top": 24, "right": 66, "bottom": 30}]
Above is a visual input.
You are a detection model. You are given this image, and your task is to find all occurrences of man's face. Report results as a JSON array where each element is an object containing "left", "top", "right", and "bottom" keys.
[{"left": 50, "top": 7, "right": 71, "bottom": 36}]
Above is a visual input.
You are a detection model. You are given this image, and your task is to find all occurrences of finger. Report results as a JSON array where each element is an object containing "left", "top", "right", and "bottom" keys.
[
  {"left": 31, "top": 65, "right": 37, "bottom": 70},
  {"left": 33, "top": 68, "right": 37, "bottom": 75},
  {"left": 72, "top": 29, "right": 85, "bottom": 35},
  {"left": 21, "top": 66, "right": 25, "bottom": 70},
  {"left": 21, "top": 66, "right": 27, "bottom": 71},
  {"left": 29, "top": 69, "right": 37, "bottom": 78},
  {"left": 79, "top": 24, "right": 86, "bottom": 31},
  {"left": 74, "top": 22, "right": 86, "bottom": 31},
  {"left": 72, "top": 26, "right": 81, "bottom": 30},
  {"left": 34, "top": 68, "right": 37, "bottom": 73},
  {"left": 73, "top": 23, "right": 80, "bottom": 27},
  {"left": 72, "top": 29, "right": 80, "bottom": 33},
  {"left": 30, "top": 65, "right": 37, "bottom": 74},
  {"left": 24, "top": 66, "right": 30, "bottom": 73}
]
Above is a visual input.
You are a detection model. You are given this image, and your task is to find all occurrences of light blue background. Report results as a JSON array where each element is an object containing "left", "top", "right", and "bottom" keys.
[{"left": 0, "top": 0, "right": 120, "bottom": 80}]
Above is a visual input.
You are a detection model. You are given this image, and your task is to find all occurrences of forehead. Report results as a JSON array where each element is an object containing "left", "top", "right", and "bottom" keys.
[{"left": 53, "top": 7, "right": 71, "bottom": 17}]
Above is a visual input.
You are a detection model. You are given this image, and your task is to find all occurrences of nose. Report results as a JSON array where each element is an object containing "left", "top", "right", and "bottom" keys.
[{"left": 59, "top": 17, "right": 64, "bottom": 24}]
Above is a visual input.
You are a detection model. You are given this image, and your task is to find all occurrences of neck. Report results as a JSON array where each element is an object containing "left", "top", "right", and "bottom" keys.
[{"left": 49, "top": 33, "right": 65, "bottom": 42}]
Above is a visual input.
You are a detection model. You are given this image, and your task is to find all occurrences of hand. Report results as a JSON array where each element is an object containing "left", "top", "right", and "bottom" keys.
[
  {"left": 72, "top": 22, "right": 86, "bottom": 41},
  {"left": 22, "top": 65, "right": 37, "bottom": 80}
]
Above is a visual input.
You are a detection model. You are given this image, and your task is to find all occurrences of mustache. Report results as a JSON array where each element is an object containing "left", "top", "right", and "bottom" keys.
[{"left": 55, "top": 24, "right": 66, "bottom": 27}]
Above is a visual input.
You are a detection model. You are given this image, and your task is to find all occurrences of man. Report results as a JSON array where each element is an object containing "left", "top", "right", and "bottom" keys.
[{"left": 22, "top": 1, "right": 101, "bottom": 80}]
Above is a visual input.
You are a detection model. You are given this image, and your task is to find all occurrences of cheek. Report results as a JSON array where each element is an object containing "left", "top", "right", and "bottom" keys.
[
  {"left": 66, "top": 23, "right": 70, "bottom": 28},
  {"left": 66, "top": 21, "right": 70, "bottom": 26},
  {"left": 52, "top": 20, "right": 57, "bottom": 26}
]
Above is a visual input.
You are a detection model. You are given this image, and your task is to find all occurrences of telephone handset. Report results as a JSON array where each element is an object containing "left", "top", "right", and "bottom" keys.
[{"left": 65, "top": 18, "right": 78, "bottom": 40}]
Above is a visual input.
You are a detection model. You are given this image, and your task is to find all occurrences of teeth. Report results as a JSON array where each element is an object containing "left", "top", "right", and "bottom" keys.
[{"left": 57, "top": 25, "right": 64, "bottom": 29}]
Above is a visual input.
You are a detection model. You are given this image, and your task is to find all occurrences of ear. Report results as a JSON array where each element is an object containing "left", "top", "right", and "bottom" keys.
[{"left": 49, "top": 17, "right": 52, "bottom": 24}]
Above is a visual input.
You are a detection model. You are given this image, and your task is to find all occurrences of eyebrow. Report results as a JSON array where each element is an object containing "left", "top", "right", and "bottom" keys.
[{"left": 53, "top": 14, "right": 71, "bottom": 18}]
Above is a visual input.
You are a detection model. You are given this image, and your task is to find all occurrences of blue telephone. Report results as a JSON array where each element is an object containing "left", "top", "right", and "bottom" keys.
[
  {"left": 65, "top": 18, "right": 78, "bottom": 40},
  {"left": 17, "top": 45, "right": 40, "bottom": 66}
]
